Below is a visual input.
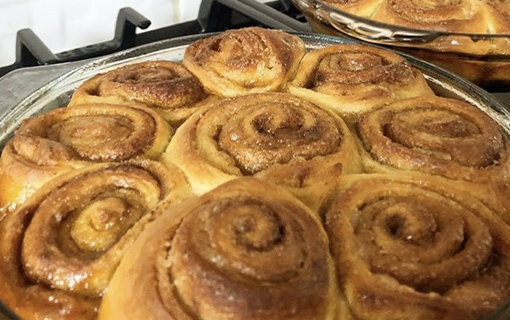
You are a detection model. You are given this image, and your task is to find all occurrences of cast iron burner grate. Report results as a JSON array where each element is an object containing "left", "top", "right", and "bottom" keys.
[{"left": 0, "top": 0, "right": 310, "bottom": 77}]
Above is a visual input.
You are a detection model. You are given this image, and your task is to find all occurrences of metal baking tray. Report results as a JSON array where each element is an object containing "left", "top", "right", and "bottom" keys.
[{"left": 0, "top": 32, "right": 509, "bottom": 320}]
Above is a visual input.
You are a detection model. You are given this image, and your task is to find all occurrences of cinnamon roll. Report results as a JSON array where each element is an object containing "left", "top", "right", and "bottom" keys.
[
  {"left": 356, "top": 95, "right": 510, "bottom": 183},
  {"left": 69, "top": 61, "right": 215, "bottom": 126},
  {"left": 370, "top": 0, "right": 490, "bottom": 33},
  {"left": 0, "top": 160, "right": 192, "bottom": 320},
  {"left": 183, "top": 27, "right": 306, "bottom": 97},
  {"left": 98, "top": 178, "right": 340, "bottom": 320},
  {"left": 324, "top": 173, "right": 510, "bottom": 320},
  {"left": 288, "top": 44, "right": 433, "bottom": 123},
  {"left": 0, "top": 103, "right": 172, "bottom": 214},
  {"left": 163, "top": 93, "right": 361, "bottom": 210}
]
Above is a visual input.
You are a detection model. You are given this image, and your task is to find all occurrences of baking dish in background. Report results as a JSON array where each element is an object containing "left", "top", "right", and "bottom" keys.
[
  {"left": 0, "top": 32, "right": 509, "bottom": 319},
  {"left": 292, "top": 0, "right": 510, "bottom": 92}
]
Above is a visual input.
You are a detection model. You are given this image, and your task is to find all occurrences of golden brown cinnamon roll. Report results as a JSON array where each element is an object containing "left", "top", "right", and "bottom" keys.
[
  {"left": 163, "top": 93, "right": 361, "bottom": 210},
  {"left": 370, "top": 0, "right": 490, "bottom": 33},
  {"left": 324, "top": 173, "right": 510, "bottom": 320},
  {"left": 98, "top": 178, "right": 340, "bottom": 320},
  {"left": 0, "top": 103, "right": 172, "bottom": 214},
  {"left": 69, "top": 61, "right": 215, "bottom": 126},
  {"left": 356, "top": 95, "right": 510, "bottom": 183},
  {"left": 0, "top": 160, "right": 192, "bottom": 320},
  {"left": 183, "top": 27, "right": 306, "bottom": 97},
  {"left": 288, "top": 44, "right": 433, "bottom": 123}
]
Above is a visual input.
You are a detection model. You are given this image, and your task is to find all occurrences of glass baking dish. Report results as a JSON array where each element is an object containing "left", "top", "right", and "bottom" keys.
[
  {"left": 292, "top": 0, "right": 510, "bottom": 92},
  {"left": 0, "top": 32, "right": 509, "bottom": 319}
]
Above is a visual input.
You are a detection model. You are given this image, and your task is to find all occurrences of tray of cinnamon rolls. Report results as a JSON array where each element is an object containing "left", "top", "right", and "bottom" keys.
[
  {"left": 292, "top": 0, "right": 510, "bottom": 91},
  {"left": 0, "top": 27, "right": 509, "bottom": 320}
]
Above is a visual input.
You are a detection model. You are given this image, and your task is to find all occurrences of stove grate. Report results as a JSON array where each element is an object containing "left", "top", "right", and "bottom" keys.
[{"left": 0, "top": 0, "right": 310, "bottom": 78}]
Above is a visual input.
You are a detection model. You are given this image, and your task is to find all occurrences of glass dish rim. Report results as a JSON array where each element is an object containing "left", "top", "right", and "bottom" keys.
[{"left": 293, "top": 0, "right": 510, "bottom": 55}]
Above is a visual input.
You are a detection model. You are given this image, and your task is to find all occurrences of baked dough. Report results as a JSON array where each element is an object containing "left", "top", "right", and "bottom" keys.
[
  {"left": 325, "top": 173, "right": 510, "bottom": 320},
  {"left": 69, "top": 61, "right": 215, "bottom": 126},
  {"left": 0, "top": 160, "right": 191, "bottom": 320},
  {"left": 98, "top": 178, "right": 342, "bottom": 320},
  {"left": 0, "top": 103, "right": 172, "bottom": 215},
  {"left": 183, "top": 27, "right": 306, "bottom": 97},
  {"left": 163, "top": 92, "right": 361, "bottom": 210},
  {"left": 288, "top": 44, "right": 434, "bottom": 123}
]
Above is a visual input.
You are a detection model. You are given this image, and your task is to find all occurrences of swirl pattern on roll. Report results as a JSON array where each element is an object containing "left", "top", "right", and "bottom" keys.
[
  {"left": 163, "top": 93, "right": 360, "bottom": 199},
  {"left": 288, "top": 44, "right": 433, "bottom": 122},
  {"left": 17, "top": 103, "right": 171, "bottom": 162},
  {"left": 356, "top": 95, "right": 510, "bottom": 182},
  {"left": 98, "top": 178, "right": 338, "bottom": 320},
  {"left": 183, "top": 27, "right": 306, "bottom": 97},
  {"left": 0, "top": 160, "right": 191, "bottom": 320},
  {"left": 324, "top": 174, "right": 510, "bottom": 320},
  {"left": 0, "top": 103, "right": 172, "bottom": 213},
  {"left": 370, "top": 0, "right": 489, "bottom": 33},
  {"left": 69, "top": 61, "right": 214, "bottom": 126}
]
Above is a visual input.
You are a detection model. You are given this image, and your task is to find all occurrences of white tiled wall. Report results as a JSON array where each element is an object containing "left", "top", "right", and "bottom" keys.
[{"left": 0, "top": 0, "right": 202, "bottom": 66}]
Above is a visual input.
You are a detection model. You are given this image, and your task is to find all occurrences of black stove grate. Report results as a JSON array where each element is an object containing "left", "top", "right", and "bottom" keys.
[{"left": 0, "top": 0, "right": 310, "bottom": 77}]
